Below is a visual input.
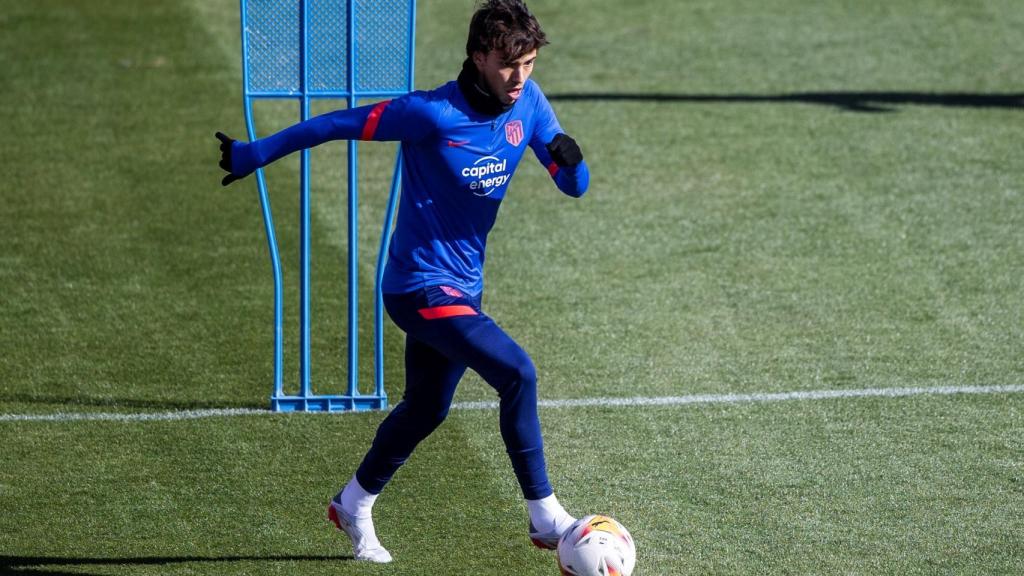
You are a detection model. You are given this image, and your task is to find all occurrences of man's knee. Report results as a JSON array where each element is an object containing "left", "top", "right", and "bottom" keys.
[
  {"left": 496, "top": 353, "right": 536, "bottom": 398},
  {"left": 409, "top": 400, "right": 451, "bottom": 432},
  {"left": 390, "top": 395, "right": 451, "bottom": 438},
  {"left": 515, "top": 358, "right": 537, "bottom": 386}
]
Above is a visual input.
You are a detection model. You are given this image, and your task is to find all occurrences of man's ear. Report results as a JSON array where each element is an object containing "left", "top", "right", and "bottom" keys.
[{"left": 471, "top": 51, "right": 487, "bottom": 71}]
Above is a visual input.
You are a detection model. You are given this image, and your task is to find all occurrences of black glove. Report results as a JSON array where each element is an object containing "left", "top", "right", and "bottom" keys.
[
  {"left": 216, "top": 131, "right": 242, "bottom": 186},
  {"left": 545, "top": 133, "right": 583, "bottom": 167}
]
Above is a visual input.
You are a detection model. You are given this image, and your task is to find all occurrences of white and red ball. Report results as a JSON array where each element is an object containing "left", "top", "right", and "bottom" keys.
[{"left": 557, "top": 515, "right": 636, "bottom": 576}]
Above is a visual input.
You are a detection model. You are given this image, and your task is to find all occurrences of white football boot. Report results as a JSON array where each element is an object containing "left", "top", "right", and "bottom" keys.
[
  {"left": 529, "top": 519, "right": 565, "bottom": 550},
  {"left": 527, "top": 495, "right": 576, "bottom": 550},
  {"left": 327, "top": 499, "right": 393, "bottom": 563}
]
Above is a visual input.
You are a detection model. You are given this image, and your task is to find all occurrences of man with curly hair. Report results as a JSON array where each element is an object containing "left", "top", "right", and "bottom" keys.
[{"left": 217, "top": 0, "right": 587, "bottom": 562}]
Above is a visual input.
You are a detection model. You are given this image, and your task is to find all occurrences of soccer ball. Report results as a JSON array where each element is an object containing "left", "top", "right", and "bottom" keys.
[{"left": 557, "top": 514, "right": 636, "bottom": 576}]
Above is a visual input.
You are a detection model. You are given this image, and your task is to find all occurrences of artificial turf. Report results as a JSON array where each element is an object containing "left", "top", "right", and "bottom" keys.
[{"left": 1, "top": 0, "right": 1021, "bottom": 573}]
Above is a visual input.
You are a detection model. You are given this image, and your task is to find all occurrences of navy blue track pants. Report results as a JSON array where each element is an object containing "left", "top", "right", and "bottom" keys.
[{"left": 355, "top": 285, "right": 552, "bottom": 500}]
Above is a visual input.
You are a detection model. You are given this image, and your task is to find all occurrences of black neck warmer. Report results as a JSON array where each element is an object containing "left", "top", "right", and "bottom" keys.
[{"left": 457, "top": 58, "right": 513, "bottom": 116}]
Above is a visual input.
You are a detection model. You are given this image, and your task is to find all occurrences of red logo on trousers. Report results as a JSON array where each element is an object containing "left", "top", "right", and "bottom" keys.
[{"left": 440, "top": 285, "right": 464, "bottom": 298}]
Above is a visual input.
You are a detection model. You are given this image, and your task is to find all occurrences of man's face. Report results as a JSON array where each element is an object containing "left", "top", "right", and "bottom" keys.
[{"left": 472, "top": 48, "right": 538, "bottom": 105}]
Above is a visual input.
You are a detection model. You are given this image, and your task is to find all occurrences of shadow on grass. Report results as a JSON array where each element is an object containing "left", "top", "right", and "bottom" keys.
[
  {"left": 546, "top": 91, "right": 1024, "bottom": 113},
  {"left": 0, "top": 392, "right": 264, "bottom": 411},
  {"left": 0, "top": 554, "right": 352, "bottom": 575}
]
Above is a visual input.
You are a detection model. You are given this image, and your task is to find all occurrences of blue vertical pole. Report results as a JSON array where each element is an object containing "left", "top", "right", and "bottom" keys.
[
  {"left": 394, "top": 0, "right": 415, "bottom": 400},
  {"left": 407, "top": 0, "right": 417, "bottom": 92},
  {"left": 375, "top": 152, "right": 402, "bottom": 400},
  {"left": 346, "top": 0, "right": 359, "bottom": 405},
  {"left": 299, "top": 0, "right": 312, "bottom": 407},
  {"left": 373, "top": 0, "right": 415, "bottom": 403},
  {"left": 241, "top": 0, "right": 284, "bottom": 408}
]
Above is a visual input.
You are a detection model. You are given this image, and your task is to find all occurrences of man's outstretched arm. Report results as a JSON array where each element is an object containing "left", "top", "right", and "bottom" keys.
[{"left": 216, "top": 97, "right": 433, "bottom": 186}]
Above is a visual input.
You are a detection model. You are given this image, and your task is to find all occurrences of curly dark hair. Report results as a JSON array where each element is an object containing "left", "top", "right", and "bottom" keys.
[{"left": 466, "top": 0, "right": 549, "bottom": 60}]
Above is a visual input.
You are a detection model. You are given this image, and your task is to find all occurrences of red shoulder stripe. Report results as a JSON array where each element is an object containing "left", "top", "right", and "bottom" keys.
[{"left": 360, "top": 100, "right": 392, "bottom": 141}]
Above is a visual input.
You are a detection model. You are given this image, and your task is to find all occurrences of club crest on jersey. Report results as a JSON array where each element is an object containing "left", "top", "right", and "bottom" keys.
[{"left": 505, "top": 120, "right": 524, "bottom": 146}]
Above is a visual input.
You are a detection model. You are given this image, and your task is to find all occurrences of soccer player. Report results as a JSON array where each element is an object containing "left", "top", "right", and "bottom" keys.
[{"left": 217, "top": 0, "right": 588, "bottom": 562}]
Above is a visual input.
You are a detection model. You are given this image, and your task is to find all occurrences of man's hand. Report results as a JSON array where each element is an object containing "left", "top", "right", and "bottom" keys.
[
  {"left": 545, "top": 133, "right": 583, "bottom": 167},
  {"left": 216, "top": 132, "right": 242, "bottom": 186}
]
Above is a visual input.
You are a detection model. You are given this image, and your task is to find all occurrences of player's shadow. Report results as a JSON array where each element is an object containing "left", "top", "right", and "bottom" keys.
[
  {"left": 546, "top": 91, "right": 1024, "bottom": 113},
  {"left": 0, "top": 554, "right": 351, "bottom": 575}
]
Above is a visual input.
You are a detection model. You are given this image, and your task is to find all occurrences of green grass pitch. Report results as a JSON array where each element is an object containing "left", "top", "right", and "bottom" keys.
[{"left": 1, "top": 0, "right": 1022, "bottom": 574}]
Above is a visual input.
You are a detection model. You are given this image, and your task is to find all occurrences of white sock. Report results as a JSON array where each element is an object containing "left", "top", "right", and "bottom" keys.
[
  {"left": 527, "top": 493, "right": 576, "bottom": 534},
  {"left": 340, "top": 476, "right": 378, "bottom": 519}
]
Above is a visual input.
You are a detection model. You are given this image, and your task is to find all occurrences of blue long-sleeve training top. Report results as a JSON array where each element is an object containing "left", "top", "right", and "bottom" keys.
[{"left": 231, "top": 77, "right": 589, "bottom": 296}]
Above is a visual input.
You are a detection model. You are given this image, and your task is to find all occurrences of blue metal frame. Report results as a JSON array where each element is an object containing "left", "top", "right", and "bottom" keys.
[{"left": 240, "top": 0, "right": 416, "bottom": 412}]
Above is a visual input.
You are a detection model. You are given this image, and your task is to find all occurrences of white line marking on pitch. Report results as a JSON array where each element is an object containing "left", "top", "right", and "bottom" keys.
[
  {"left": 0, "top": 407, "right": 268, "bottom": 423},
  {"left": 1, "top": 384, "right": 1022, "bottom": 423}
]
